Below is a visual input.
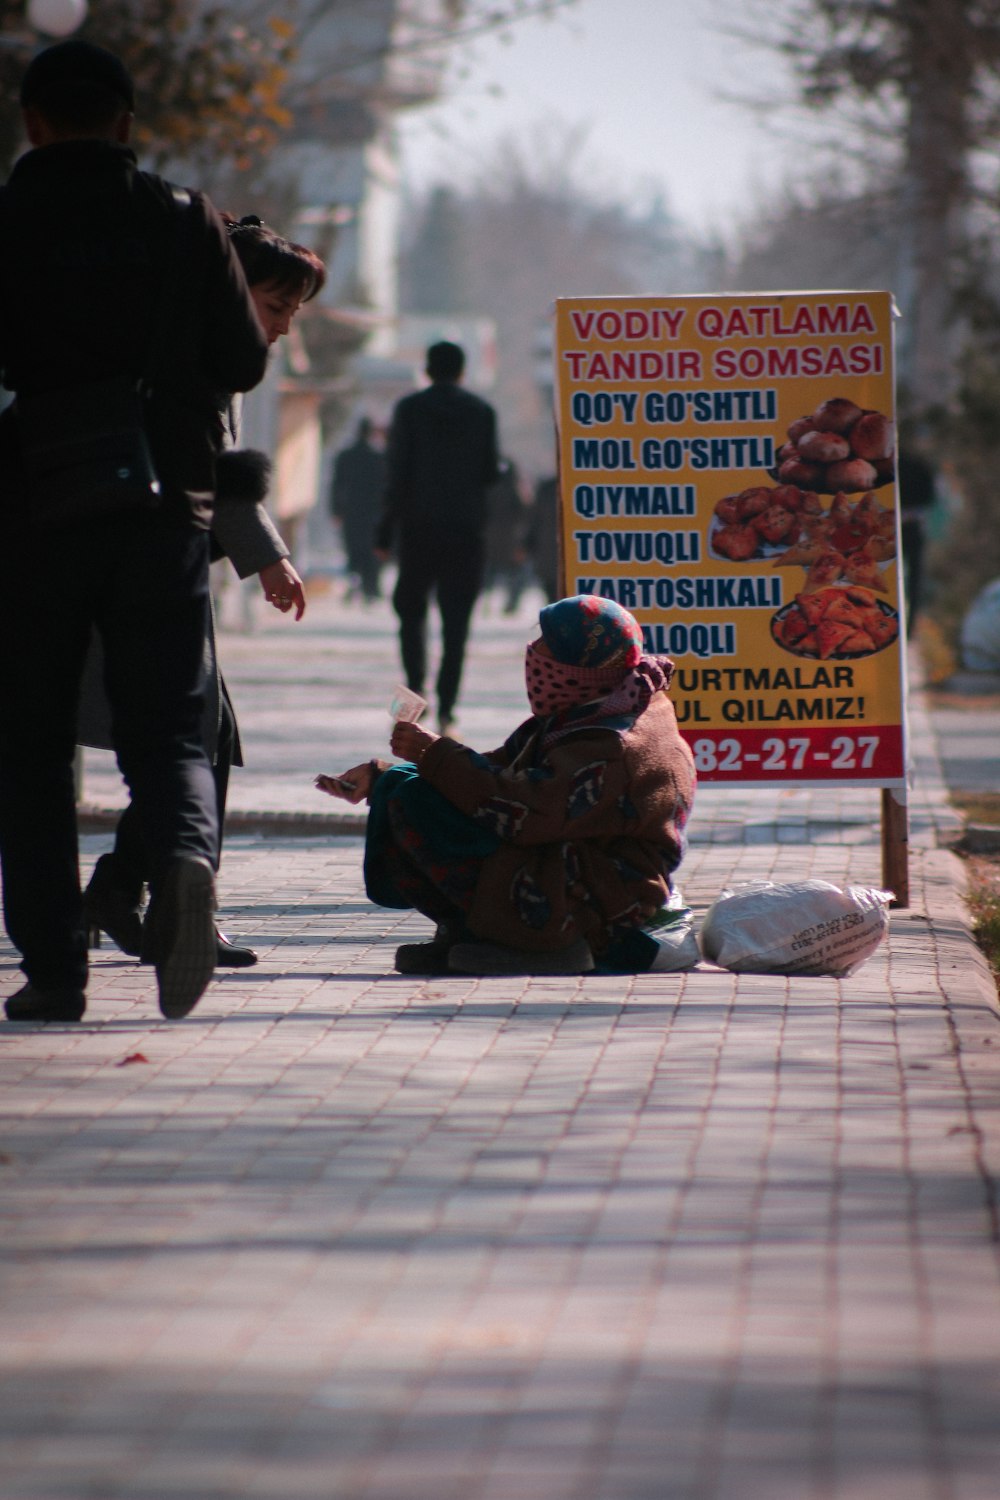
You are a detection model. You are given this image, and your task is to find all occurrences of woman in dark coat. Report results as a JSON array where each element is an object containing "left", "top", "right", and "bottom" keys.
[
  {"left": 317, "top": 595, "right": 696, "bottom": 976},
  {"left": 81, "top": 219, "right": 324, "bottom": 966}
]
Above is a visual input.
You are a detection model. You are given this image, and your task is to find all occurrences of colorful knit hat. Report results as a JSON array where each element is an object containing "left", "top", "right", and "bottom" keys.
[{"left": 538, "top": 595, "right": 643, "bottom": 669}]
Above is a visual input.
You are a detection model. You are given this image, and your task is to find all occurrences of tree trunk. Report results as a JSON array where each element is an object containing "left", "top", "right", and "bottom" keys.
[{"left": 899, "top": 0, "right": 973, "bottom": 413}]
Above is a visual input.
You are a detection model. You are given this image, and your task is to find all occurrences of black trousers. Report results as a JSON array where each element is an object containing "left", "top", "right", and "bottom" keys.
[
  {"left": 110, "top": 686, "right": 236, "bottom": 899},
  {"left": 392, "top": 532, "right": 484, "bottom": 721},
  {"left": 901, "top": 518, "right": 926, "bottom": 630},
  {"left": 0, "top": 507, "right": 217, "bottom": 990},
  {"left": 343, "top": 522, "right": 382, "bottom": 600}
]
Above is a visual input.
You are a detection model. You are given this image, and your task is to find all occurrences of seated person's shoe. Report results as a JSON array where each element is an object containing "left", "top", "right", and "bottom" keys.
[
  {"left": 447, "top": 937, "right": 595, "bottom": 976},
  {"left": 395, "top": 941, "right": 450, "bottom": 975},
  {"left": 216, "top": 929, "right": 258, "bottom": 968},
  {"left": 5, "top": 983, "right": 86, "bottom": 1023},
  {"left": 82, "top": 853, "right": 143, "bottom": 956},
  {"left": 142, "top": 857, "right": 217, "bottom": 1020},
  {"left": 394, "top": 919, "right": 465, "bottom": 975}
]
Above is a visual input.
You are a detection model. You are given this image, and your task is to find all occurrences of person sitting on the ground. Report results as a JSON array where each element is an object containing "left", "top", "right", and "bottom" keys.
[{"left": 315, "top": 594, "right": 696, "bottom": 976}]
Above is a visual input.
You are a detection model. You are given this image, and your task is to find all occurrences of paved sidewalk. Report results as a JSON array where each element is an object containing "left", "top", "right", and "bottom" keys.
[{"left": 2, "top": 583, "right": 999, "bottom": 1500}]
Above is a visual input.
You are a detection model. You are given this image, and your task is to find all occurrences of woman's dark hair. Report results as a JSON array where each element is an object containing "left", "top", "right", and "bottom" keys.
[{"left": 223, "top": 214, "right": 326, "bottom": 302}]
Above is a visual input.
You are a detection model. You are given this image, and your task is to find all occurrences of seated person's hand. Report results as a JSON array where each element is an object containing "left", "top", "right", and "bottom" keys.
[
  {"left": 390, "top": 720, "right": 439, "bottom": 763},
  {"left": 315, "top": 761, "right": 374, "bottom": 804}
]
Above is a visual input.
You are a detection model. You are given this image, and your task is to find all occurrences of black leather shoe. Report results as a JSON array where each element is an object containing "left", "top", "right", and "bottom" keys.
[
  {"left": 216, "top": 930, "right": 258, "bottom": 967},
  {"left": 394, "top": 919, "right": 465, "bottom": 975},
  {"left": 448, "top": 937, "right": 595, "bottom": 976},
  {"left": 394, "top": 940, "right": 451, "bottom": 975},
  {"left": 5, "top": 983, "right": 86, "bottom": 1023},
  {"left": 82, "top": 854, "right": 143, "bottom": 956},
  {"left": 143, "top": 857, "right": 217, "bottom": 1020}
]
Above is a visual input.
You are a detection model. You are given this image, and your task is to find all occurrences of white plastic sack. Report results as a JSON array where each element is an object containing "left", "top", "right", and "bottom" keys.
[
  {"left": 698, "top": 879, "right": 892, "bottom": 978},
  {"left": 644, "top": 891, "right": 701, "bottom": 972}
]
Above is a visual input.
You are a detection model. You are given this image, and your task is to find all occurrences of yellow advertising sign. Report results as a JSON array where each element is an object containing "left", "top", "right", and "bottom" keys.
[{"left": 554, "top": 292, "right": 905, "bottom": 787}]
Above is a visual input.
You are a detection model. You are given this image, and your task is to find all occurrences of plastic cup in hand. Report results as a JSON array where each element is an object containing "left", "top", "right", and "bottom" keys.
[{"left": 389, "top": 685, "right": 427, "bottom": 723}]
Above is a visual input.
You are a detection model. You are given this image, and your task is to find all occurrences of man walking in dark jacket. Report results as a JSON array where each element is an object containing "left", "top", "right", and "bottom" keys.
[
  {"left": 375, "top": 341, "right": 499, "bottom": 732},
  {"left": 0, "top": 41, "right": 269, "bottom": 1024}
]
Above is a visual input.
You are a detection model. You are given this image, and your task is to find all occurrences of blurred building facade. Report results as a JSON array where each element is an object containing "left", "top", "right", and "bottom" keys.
[{"left": 241, "top": 0, "right": 485, "bottom": 550}]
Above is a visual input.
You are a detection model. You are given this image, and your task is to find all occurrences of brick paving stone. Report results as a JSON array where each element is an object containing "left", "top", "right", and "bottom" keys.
[{"left": 1, "top": 587, "right": 999, "bottom": 1498}]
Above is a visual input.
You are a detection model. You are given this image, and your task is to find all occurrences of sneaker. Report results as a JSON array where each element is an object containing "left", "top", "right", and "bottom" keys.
[
  {"left": 4, "top": 982, "right": 86, "bottom": 1023},
  {"left": 143, "top": 856, "right": 217, "bottom": 1019},
  {"left": 447, "top": 938, "right": 595, "bottom": 976}
]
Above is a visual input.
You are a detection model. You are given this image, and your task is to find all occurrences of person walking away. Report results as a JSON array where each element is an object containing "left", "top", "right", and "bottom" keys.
[
  {"left": 375, "top": 341, "right": 500, "bottom": 733},
  {"left": 330, "top": 415, "right": 386, "bottom": 603},
  {"left": 0, "top": 41, "right": 269, "bottom": 1024},
  {"left": 524, "top": 473, "right": 561, "bottom": 604},
  {"left": 78, "top": 216, "right": 323, "bottom": 970},
  {"left": 484, "top": 457, "right": 529, "bottom": 614},
  {"left": 896, "top": 439, "right": 937, "bottom": 631}
]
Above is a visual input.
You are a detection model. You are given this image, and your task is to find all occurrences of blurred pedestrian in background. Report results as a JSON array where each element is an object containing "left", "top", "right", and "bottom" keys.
[
  {"left": 484, "top": 456, "right": 529, "bottom": 614},
  {"left": 330, "top": 415, "right": 386, "bottom": 604},
  {"left": 896, "top": 436, "right": 937, "bottom": 631},
  {"left": 0, "top": 41, "right": 269, "bottom": 1024},
  {"left": 375, "top": 340, "right": 500, "bottom": 733},
  {"left": 524, "top": 473, "right": 561, "bottom": 603}
]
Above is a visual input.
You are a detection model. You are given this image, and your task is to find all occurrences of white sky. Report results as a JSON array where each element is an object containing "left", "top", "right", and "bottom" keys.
[{"left": 396, "top": 0, "right": 803, "bottom": 241}]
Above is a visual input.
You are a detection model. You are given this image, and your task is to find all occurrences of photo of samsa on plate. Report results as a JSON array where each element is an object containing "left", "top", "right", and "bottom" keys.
[
  {"left": 771, "top": 585, "right": 900, "bottom": 661},
  {"left": 710, "top": 482, "right": 823, "bottom": 562},
  {"left": 711, "top": 484, "right": 896, "bottom": 591},
  {"left": 774, "top": 489, "right": 896, "bottom": 593}
]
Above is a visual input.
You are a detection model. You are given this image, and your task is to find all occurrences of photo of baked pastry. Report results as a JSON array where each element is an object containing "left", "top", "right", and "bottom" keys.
[
  {"left": 771, "top": 586, "right": 900, "bottom": 660},
  {"left": 774, "top": 489, "right": 897, "bottom": 592},
  {"left": 774, "top": 396, "right": 895, "bottom": 494},
  {"left": 708, "top": 482, "right": 824, "bottom": 562},
  {"left": 709, "top": 484, "right": 896, "bottom": 589}
]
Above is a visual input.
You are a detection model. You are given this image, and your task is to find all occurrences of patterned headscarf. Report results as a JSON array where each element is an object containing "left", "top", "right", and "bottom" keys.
[
  {"left": 541, "top": 594, "right": 643, "bottom": 669},
  {"left": 524, "top": 595, "right": 674, "bottom": 737}
]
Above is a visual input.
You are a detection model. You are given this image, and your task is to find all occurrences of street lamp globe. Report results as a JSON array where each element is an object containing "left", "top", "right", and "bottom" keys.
[{"left": 26, "top": 0, "right": 88, "bottom": 37}]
